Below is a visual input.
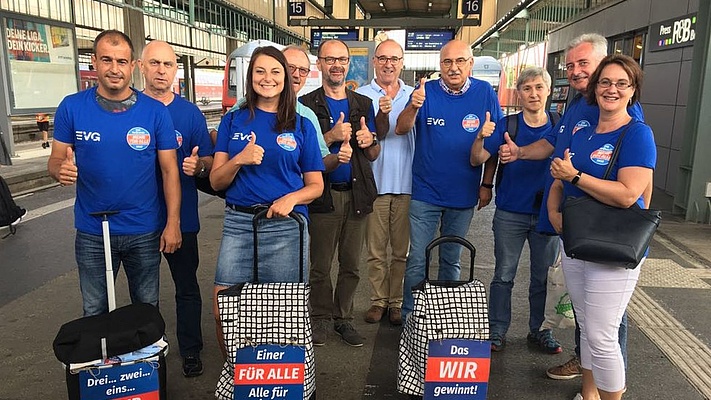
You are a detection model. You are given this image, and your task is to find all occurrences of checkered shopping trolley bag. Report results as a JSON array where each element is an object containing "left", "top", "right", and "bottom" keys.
[
  {"left": 397, "top": 236, "right": 490, "bottom": 397},
  {"left": 215, "top": 210, "right": 315, "bottom": 400}
]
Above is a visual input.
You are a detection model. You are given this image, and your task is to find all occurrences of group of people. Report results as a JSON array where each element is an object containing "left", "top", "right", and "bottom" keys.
[{"left": 47, "top": 28, "right": 655, "bottom": 400}]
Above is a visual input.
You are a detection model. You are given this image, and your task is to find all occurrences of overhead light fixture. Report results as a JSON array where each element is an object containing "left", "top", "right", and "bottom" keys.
[
  {"left": 428, "top": 2, "right": 432, "bottom": 6},
  {"left": 378, "top": 2, "right": 384, "bottom": 6}
]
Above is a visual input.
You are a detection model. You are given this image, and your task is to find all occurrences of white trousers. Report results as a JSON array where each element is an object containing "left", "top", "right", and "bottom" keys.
[{"left": 561, "top": 244, "right": 642, "bottom": 392}]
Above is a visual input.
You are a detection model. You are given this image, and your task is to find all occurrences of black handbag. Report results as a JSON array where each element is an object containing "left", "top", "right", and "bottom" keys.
[{"left": 562, "top": 123, "right": 661, "bottom": 268}]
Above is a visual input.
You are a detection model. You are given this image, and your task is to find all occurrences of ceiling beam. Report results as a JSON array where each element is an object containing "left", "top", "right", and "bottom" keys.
[{"left": 288, "top": 17, "right": 480, "bottom": 28}]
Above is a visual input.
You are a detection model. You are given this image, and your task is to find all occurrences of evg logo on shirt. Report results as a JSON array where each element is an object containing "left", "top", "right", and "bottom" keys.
[
  {"left": 231, "top": 132, "right": 252, "bottom": 141},
  {"left": 126, "top": 127, "right": 151, "bottom": 151},
  {"left": 426, "top": 117, "right": 445, "bottom": 126},
  {"left": 75, "top": 130, "right": 101, "bottom": 142},
  {"left": 461, "top": 114, "right": 480, "bottom": 133},
  {"left": 590, "top": 143, "right": 614, "bottom": 165}
]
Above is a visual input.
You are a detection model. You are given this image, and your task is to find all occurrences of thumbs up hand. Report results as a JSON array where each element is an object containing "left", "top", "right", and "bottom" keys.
[
  {"left": 550, "top": 148, "right": 577, "bottom": 181},
  {"left": 498, "top": 132, "right": 520, "bottom": 164},
  {"left": 236, "top": 132, "right": 264, "bottom": 166},
  {"left": 59, "top": 146, "right": 78, "bottom": 186},
  {"left": 378, "top": 96, "right": 393, "bottom": 114},
  {"left": 478, "top": 111, "right": 496, "bottom": 140},
  {"left": 330, "top": 111, "right": 352, "bottom": 143},
  {"left": 182, "top": 146, "right": 201, "bottom": 176},
  {"left": 355, "top": 116, "right": 374, "bottom": 148},
  {"left": 411, "top": 78, "right": 426, "bottom": 109},
  {"left": 338, "top": 133, "right": 353, "bottom": 164}
]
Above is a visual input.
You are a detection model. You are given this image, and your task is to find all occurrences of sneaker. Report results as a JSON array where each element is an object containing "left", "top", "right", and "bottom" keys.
[
  {"left": 41, "top": 142, "right": 47, "bottom": 149},
  {"left": 364, "top": 305, "right": 386, "bottom": 323},
  {"left": 490, "top": 335, "right": 505, "bottom": 352},
  {"left": 182, "top": 355, "right": 203, "bottom": 377},
  {"left": 528, "top": 329, "right": 563, "bottom": 354},
  {"left": 10, "top": 209, "right": 28, "bottom": 226},
  {"left": 312, "top": 319, "right": 330, "bottom": 346},
  {"left": 334, "top": 322, "right": 364, "bottom": 347},
  {"left": 572, "top": 394, "right": 583, "bottom": 400},
  {"left": 389, "top": 307, "right": 402, "bottom": 326},
  {"left": 547, "top": 356, "right": 582, "bottom": 380}
]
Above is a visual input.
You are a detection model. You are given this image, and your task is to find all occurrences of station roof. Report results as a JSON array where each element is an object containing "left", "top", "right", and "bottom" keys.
[
  {"left": 357, "top": 0, "right": 453, "bottom": 19},
  {"left": 291, "top": 0, "right": 481, "bottom": 28}
]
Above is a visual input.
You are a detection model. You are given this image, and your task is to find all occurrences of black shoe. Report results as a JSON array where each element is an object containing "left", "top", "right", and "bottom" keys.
[
  {"left": 41, "top": 142, "right": 47, "bottom": 149},
  {"left": 10, "top": 209, "right": 28, "bottom": 226},
  {"left": 182, "top": 355, "right": 203, "bottom": 377},
  {"left": 334, "top": 322, "right": 364, "bottom": 347}
]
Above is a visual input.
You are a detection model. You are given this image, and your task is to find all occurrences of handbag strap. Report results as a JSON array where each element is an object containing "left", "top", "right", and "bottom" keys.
[{"left": 601, "top": 121, "right": 637, "bottom": 180}]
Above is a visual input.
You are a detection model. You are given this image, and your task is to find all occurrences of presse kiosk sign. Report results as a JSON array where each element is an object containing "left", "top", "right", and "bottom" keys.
[{"left": 648, "top": 13, "right": 696, "bottom": 52}]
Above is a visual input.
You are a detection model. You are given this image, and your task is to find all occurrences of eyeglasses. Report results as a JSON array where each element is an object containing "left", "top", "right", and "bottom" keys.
[
  {"left": 597, "top": 79, "right": 633, "bottom": 90},
  {"left": 375, "top": 56, "right": 402, "bottom": 65},
  {"left": 318, "top": 56, "right": 349, "bottom": 65},
  {"left": 287, "top": 64, "right": 310, "bottom": 77},
  {"left": 440, "top": 57, "right": 471, "bottom": 68}
]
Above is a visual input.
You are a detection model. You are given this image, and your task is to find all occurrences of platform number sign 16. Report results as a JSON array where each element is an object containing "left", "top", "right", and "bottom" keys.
[
  {"left": 289, "top": 1, "right": 306, "bottom": 17},
  {"left": 461, "top": 0, "right": 482, "bottom": 17}
]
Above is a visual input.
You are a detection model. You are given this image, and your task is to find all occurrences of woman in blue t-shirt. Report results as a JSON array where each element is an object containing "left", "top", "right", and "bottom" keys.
[
  {"left": 548, "top": 54, "right": 656, "bottom": 400},
  {"left": 209, "top": 46, "right": 325, "bottom": 358}
]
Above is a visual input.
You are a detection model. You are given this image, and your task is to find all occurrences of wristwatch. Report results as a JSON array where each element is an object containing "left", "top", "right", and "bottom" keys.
[
  {"left": 571, "top": 170, "right": 582, "bottom": 186},
  {"left": 369, "top": 133, "right": 379, "bottom": 147}
]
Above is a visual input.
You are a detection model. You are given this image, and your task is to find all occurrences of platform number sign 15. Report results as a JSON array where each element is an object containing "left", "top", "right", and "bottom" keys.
[
  {"left": 289, "top": 1, "right": 306, "bottom": 17},
  {"left": 461, "top": 0, "right": 482, "bottom": 18}
]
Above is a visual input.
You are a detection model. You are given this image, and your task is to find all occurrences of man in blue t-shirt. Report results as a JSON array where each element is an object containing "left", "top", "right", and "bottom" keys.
[
  {"left": 139, "top": 40, "right": 213, "bottom": 378},
  {"left": 48, "top": 30, "right": 181, "bottom": 317},
  {"left": 299, "top": 39, "right": 380, "bottom": 348},
  {"left": 471, "top": 67, "right": 562, "bottom": 354},
  {"left": 497, "top": 33, "right": 645, "bottom": 388},
  {"left": 356, "top": 39, "right": 414, "bottom": 326},
  {"left": 395, "top": 39, "right": 502, "bottom": 322}
]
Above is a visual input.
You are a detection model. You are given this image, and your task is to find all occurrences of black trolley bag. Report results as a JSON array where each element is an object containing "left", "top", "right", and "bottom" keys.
[
  {"left": 397, "top": 236, "right": 490, "bottom": 397},
  {"left": 215, "top": 209, "right": 315, "bottom": 400},
  {"left": 52, "top": 211, "right": 168, "bottom": 400}
]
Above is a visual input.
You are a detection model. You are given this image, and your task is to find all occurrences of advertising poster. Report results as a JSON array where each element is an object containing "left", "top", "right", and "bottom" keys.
[
  {"left": 2, "top": 16, "right": 78, "bottom": 110},
  {"left": 345, "top": 47, "right": 370, "bottom": 90}
]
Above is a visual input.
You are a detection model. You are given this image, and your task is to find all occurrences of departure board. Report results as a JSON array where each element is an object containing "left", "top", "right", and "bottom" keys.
[{"left": 405, "top": 30, "right": 455, "bottom": 51}]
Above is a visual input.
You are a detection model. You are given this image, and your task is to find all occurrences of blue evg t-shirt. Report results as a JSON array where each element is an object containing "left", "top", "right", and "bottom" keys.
[
  {"left": 484, "top": 113, "right": 555, "bottom": 214},
  {"left": 161, "top": 93, "right": 214, "bottom": 233},
  {"left": 557, "top": 120, "right": 656, "bottom": 208},
  {"left": 411, "top": 77, "right": 503, "bottom": 208},
  {"left": 215, "top": 107, "right": 325, "bottom": 217},
  {"left": 52, "top": 87, "right": 177, "bottom": 235},
  {"left": 536, "top": 95, "right": 645, "bottom": 234},
  {"left": 324, "top": 97, "right": 376, "bottom": 184}
]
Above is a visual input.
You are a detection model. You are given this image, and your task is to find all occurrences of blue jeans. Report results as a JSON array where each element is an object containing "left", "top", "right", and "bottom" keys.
[
  {"left": 163, "top": 232, "right": 203, "bottom": 357},
  {"left": 215, "top": 208, "right": 309, "bottom": 286},
  {"left": 489, "top": 209, "right": 558, "bottom": 337},
  {"left": 575, "top": 311, "right": 628, "bottom": 370},
  {"left": 402, "top": 200, "right": 475, "bottom": 321},
  {"left": 75, "top": 230, "right": 161, "bottom": 316}
]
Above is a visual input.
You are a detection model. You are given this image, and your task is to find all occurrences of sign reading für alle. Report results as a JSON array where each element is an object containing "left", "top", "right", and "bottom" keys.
[
  {"left": 234, "top": 344, "right": 305, "bottom": 400},
  {"left": 424, "top": 339, "right": 491, "bottom": 399}
]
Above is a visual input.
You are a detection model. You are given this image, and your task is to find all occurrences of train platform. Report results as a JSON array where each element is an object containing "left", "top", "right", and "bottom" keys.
[{"left": 0, "top": 144, "right": 710, "bottom": 400}]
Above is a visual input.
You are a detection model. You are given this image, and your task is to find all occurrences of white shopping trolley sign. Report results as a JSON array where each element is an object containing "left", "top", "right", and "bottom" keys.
[
  {"left": 234, "top": 344, "right": 305, "bottom": 400},
  {"left": 424, "top": 339, "right": 491, "bottom": 399}
]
